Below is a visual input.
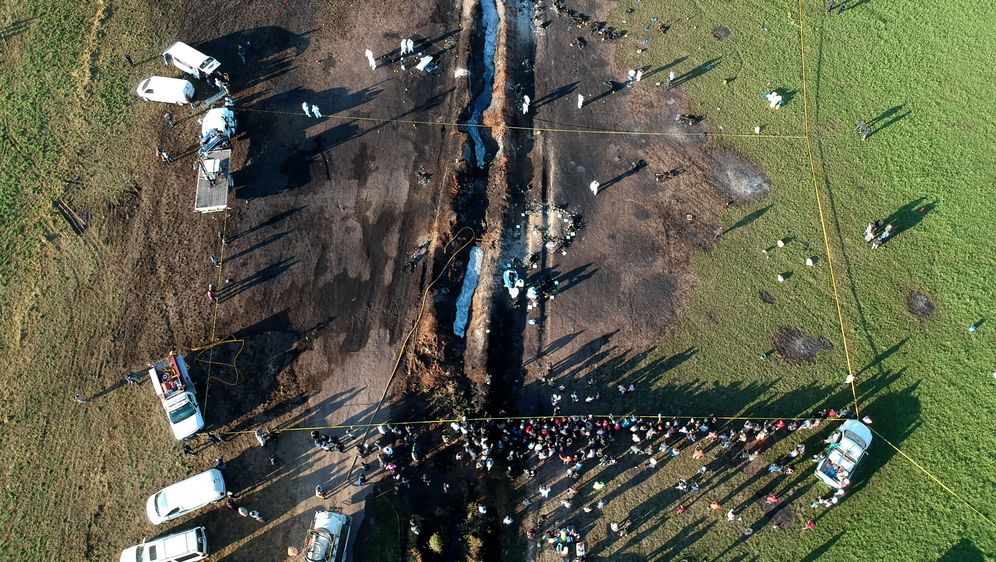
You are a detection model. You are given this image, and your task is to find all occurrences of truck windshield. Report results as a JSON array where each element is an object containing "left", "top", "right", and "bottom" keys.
[
  {"left": 199, "top": 57, "right": 217, "bottom": 70},
  {"left": 169, "top": 400, "right": 198, "bottom": 423}
]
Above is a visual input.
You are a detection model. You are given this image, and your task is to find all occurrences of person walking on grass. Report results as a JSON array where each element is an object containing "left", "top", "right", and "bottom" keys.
[{"left": 870, "top": 223, "right": 893, "bottom": 249}]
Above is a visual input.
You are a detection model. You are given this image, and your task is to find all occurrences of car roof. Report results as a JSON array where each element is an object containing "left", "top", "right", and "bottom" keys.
[
  {"left": 160, "top": 469, "right": 225, "bottom": 509},
  {"left": 839, "top": 419, "right": 873, "bottom": 448},
  {"left": 161, "top": 528, "right": 199, "bottom": 556},
  {"left": 141, "top": 76, "right": 194, "bottom": 91},
  {"left": 164, "top": 42, "right": 210, "bottom": 64}
]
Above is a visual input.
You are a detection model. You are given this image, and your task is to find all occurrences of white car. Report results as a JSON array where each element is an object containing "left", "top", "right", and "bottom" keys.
[
  {"left": 815, "top": 419, "right": 873, "bottom": 489},
  {"left": 303, "top": 510, "right": 351, "bottom": 562},
  {"left": 162, "top": 42, "right": 221, "bottom": 79},
  {"left": 146, "top": 469, "right": 226, "bottom": 525},
  {"left": 136, "top": 76, "right": 195, "bottom": 105},
  {"left": 120, "top": 526, "right": 208, "bottom": 562},
  {"left": 148, "top": 354, "right": 204, "bottom": 441}
]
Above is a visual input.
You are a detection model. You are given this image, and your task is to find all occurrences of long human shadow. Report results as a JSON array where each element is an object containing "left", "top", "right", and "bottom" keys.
[
  {"left": 193, "top": 26, "right": 315, "bottom": 91},
  {"left": 840, "top": 0, "right": 872, "bottom": 11},
  {"left": 226, "top": 230, "right": 292, "bottom": 262},
  {"left": 0, "top": 17, "right": 35, "bottom": 41},
  {"left": 883, "top": 197, "right": 936, "bottom": 240},
  {"left": 547, "top": 330, "right": 618, "bottom": 378},
  {"left": 585, "top": 80, "right": 626, "bottom": 105},
  {"left": 598, "top": 160, "right": 647, "bottom": 193},
  {"left": 378, "top": 28, "right": 461, "bottom": 64},
  {"left": 532, "top": 81, "right": 579, "bottom": 110},
  {"left": 525, "top": 329, "right": 584, "bottom": 364},
  {"left": 723, "top": 204, "right": 771, "bottom": 235},
  {"left": 855, "top": 337, "right": 907, "bottom": 375},
  {"left": 87, "top": 377, "right": 130, "bottom": 401},
  {"left": 543, "top": 262, "right": 598, "bottom": 294},
  {"left": 228, "top": 206, "right": 305, "bottom": 242},
  {"left": 216, "top": 258, "right": 298, "bottom": 302},
  {"left": 644, "top": 55, "right": 689, "bottom": 79},
  {"left": 800, "top": 530, "right": 846, "bottom": 562},
  {"left": 671, "top": 57, "right": 721, "bottom": 88},
  {"left": 866, "top": 103, "right": 910, "bottom": 138}
]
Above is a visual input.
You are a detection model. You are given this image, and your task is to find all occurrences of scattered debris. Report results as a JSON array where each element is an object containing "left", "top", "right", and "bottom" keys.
[{"left": 416, "top": 166, "right": 433, "bottom": 185}]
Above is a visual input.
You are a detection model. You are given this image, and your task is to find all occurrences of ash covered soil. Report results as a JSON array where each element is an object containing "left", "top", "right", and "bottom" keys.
[
  {"left": 107, "top": 0, "right": 468, "bottom": 558},
  {"left": 517, "top": 0, "right": 770, "bottom": 407}
]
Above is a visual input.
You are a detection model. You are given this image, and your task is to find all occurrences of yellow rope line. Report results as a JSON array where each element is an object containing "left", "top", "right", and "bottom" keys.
[
  {"left": 795, "top": 0, "right": 859, "bottom": 416},
  {"left": 334, "top": 227, "right": 478, "bottom": 501},
  {"left": 191, "top": 338, "right": 245, "bottom": 416},
  {"left": 871, "top": 428, "right": 996, "bottom": 530},
  {"left": 795, "top": 7, "right": 994, "bottom": 533},
  {"left": 215, "top": 413, "right": 845, "bottom": 435},
  {"left": 234, "top": 107, "right": 806, "bottom": 140}
]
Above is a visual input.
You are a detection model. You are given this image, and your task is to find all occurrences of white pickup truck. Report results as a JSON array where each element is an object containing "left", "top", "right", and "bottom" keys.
[{"left": 148, "top": 354, "right": 204, "bottom": 440}]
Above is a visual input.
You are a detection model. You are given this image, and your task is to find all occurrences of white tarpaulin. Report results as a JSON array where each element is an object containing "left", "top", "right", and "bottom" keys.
[{"left": 453, "top": 246, "right": 483, "bottom": 337}]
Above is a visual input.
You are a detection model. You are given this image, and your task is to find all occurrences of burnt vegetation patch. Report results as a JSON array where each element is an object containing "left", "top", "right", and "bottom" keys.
[
  {"left": 774, "top": 326, "right": 832, "bottom": 363},
  {"left": 907, "top": 290, "right": 935, "bottom": 317}
]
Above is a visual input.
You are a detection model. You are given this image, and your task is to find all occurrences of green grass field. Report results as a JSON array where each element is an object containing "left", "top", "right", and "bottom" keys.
[
  {"left": 0, "top": 2, "right": 186, "bottom": 559},
  {"left": 588, "top": 0, "right": 996, "bottom": 559}
]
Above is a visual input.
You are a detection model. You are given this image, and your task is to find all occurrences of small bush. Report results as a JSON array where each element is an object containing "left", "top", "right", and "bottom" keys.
[{"left": 428, "top": 532, "right": 446, "bottom": 554}]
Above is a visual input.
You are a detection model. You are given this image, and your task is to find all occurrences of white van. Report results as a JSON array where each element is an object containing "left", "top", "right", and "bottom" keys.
[
  {"left": 120, "top": 526, "right": 208, "bottom": 562},
  {"left": 136, "top": 77, "right": 195, "bottom": 105},
  {"left": 146, "top": 469, "right": 226, "bottom": 525},
  {"left": 163, "top": 42, "right": 221, "bottom": 79}
]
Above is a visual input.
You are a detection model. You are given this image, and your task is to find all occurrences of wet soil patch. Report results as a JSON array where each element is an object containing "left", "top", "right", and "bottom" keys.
[
  {"left": 774, "top": 326, "right": 832, "bottom": 363},
  {"left": 907, "top": 290, "right": 935, "bottom": 317}
]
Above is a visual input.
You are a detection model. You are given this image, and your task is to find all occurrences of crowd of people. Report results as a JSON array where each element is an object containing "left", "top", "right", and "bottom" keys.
[{"left": 306, "top": 399, "right": 860, "bottom": 560}]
